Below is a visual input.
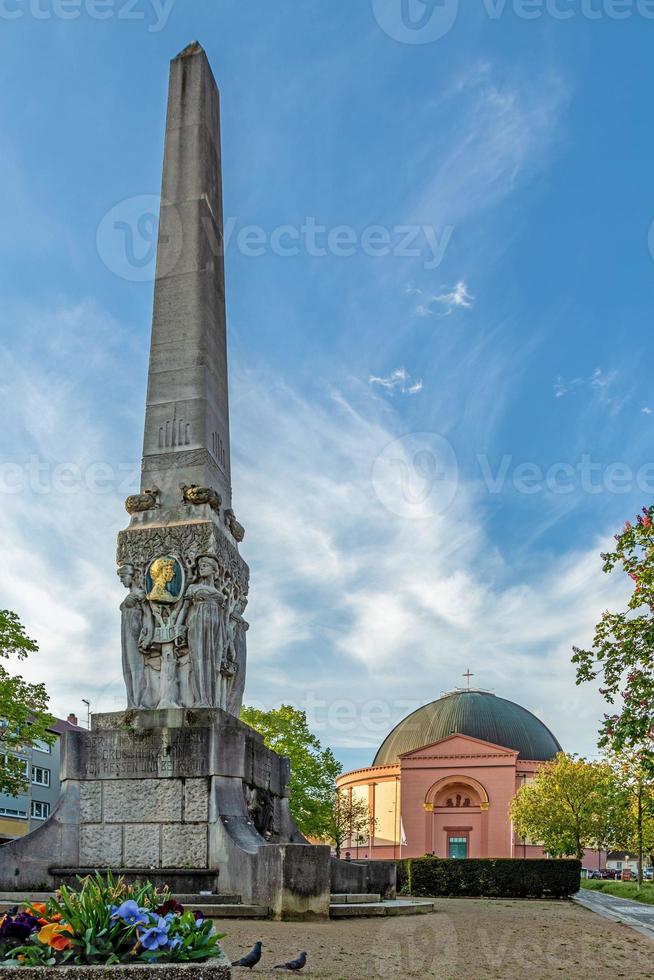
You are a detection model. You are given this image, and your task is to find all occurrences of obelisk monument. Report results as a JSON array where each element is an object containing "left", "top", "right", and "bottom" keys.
[
  {"left": 0, "top": 45, "right": 333, "bottom": 918},
  {"left": 118, "top": 41, "right": 248, "bottom": 716},
  {"left": 141, "top": 40, "right": 232, "bottom": 510}
]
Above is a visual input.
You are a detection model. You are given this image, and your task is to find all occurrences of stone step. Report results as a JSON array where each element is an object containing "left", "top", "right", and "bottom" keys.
[
  {"left": 0, "top": 892, "right": 241, "bottom": 906},
  {"left": 330, "top": 892, "right": 381, "bottom": 904},
  {"left": 330, "top": 899, "right": 437, "bottom": 918},
  {"left": 200, "top": 904, "right": 270, "bottom": 919},
  {"left": 0, "top": 898, "right": 270, "bottom": 920}
]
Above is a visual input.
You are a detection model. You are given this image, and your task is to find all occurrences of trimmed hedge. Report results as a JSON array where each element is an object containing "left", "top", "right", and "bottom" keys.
[{"left": 405, "top": 857, "right": 581, "bottom": 899}]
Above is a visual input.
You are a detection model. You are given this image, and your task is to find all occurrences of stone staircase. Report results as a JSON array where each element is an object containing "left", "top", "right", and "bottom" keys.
[
  {"left": 0, "top": 891, "right": 436, "bottom": 920},
  {"left": 329, "top": 893, "right": 437, "bottom": 918},
  {"left": 0, "top": 892, "right": 270, "bottom": 920}
]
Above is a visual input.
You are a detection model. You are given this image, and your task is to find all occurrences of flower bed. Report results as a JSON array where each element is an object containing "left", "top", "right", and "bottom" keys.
[{"left": 0, "top": 872, "right": 230, "bottom": 976}]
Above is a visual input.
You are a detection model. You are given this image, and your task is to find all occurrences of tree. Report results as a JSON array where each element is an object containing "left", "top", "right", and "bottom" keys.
[
  {"left": 323, "top": 789, "right": 375, "bottom": 859},
  {"left": 606, "top": 746, "right": 654, "bottom": 887},
  {"left": 572, "top": 506, "right": 654, "bottom": 758},
  {"left": 0, "top": 610, "right": 55, "bottom": 796},
  {"left": 240, "top": 704, "right": 342, "bottom": 839},
  {"left": 510, "top": 753, "right": 630, "bottom": 860}
]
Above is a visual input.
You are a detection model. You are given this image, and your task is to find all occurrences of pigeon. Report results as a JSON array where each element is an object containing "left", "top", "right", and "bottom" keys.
[
  {"left": 274, "top": 951, "right": 308, "bottom": 971},
  {"left": 232, "top": 941, "right": 263, "bottom": 969}
]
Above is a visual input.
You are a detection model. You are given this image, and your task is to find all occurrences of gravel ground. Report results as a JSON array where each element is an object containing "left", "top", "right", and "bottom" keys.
[{"left": 217, "top": 898, "right": 654, "bottom": 979}]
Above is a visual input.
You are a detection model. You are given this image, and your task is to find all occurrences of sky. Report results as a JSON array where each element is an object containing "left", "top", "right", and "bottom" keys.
[{"left": 1, "top": 1, "right": 653, "bottom": 773}]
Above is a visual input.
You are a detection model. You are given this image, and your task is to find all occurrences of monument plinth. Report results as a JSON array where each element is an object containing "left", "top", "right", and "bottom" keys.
[{"left": 0, "top": 42, "right": 331, "bottom": 919}]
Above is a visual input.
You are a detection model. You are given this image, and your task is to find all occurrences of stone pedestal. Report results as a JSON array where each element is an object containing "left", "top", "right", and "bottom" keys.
[{"left": 0, "top": 711, "right": 331, "bottom": 919}]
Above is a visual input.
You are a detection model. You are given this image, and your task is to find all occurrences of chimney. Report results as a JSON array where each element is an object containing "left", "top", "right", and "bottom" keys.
[{"left": 67, "top": 713, "right": 78, "bottom": 726}]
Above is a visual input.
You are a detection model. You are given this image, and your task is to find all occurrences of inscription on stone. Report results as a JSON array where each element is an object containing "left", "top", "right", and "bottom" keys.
[{"left": 82, "top": 730, "right": 208, "bottom": 779}]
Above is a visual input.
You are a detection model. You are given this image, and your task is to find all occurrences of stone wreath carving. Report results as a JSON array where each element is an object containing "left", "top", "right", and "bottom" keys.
[
  {"left": 180, "top": 483, "right": 222, "bottom": 513},
  {"left": 224, "top": 508, "right": 245, "bottom": 543},
  {"left": 124, "top": 487, "right": 160, "bottom": 515}
]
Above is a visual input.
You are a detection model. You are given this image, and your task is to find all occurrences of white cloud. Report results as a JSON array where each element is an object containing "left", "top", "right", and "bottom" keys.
[
  {"left": 642, "top": 407, "right": 653, "bottom": 415},
  {"left": 229, "top": 365, "right": 627, "bottom": 761},
  {"left": 368, "top": 367, "right": 423, "bottom": 396},
  {"left": 432, "top": 281, "right": 475, "bottom": 315},
  {"left": 412, "top": 281, "right": 474, "bottom": 319},
  {"left": 407, "top": 64, "right": 568, "bottom": 230},
  {"left": 554, "top": 368, "right": 623, "bottom": 411},
  {"left": 553, "top": 375, "right": 584, "bottom": 399},
  {"left": 2, "top": 304, "right": 628, "bottom": 769},
  {"left": 590, "top": 368, "right": 617, "bottom": 389}
]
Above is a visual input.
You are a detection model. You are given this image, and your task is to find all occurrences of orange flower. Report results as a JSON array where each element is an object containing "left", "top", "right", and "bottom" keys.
[
  {"left": 38, "top": 922, "right": 74, "bottom": 951},
  {"left": 29, "top": 903, "right": 46, "bottom": 915}
]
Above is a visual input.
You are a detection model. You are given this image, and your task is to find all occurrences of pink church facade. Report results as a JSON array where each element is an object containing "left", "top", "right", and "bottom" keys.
[{"left": 337, "top": 732, "right": 549, "bottom": 861}]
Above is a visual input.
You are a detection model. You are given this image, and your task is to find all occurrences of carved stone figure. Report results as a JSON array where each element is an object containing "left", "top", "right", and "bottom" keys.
[
  {"left": 125, "top": 487, "right": 159, "bottom": 515},
  {"left": 227, "top": 598, "right": 249, "bottom": 716},
  {"left": 180, "top": 556, "right": 225, "bottom": 708},
  {"left": 117, "top": 564, "right": 153, "bottom": 709},
  {"left": 245, "top": 785, "right": 276, "bottom": 840}
]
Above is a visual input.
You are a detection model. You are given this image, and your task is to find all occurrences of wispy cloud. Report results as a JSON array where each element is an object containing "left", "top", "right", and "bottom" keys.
[
  {"left": 554, "top": 368, "right": 622, "bottom": 410},
  {"left": 368, "top": 367, "right": 423, "bottom": 395},
  {"left": 413, "top": 281, "right": 475, "bottom": 319},
  {"left": 407, "top": 63, "right": 569, "bottom": 230},
  {"left": 554, "top": 376, "right": 584, "bottom": 399},
  {"left": 3, "top": 305, "right": 629, "bottom": 766}
]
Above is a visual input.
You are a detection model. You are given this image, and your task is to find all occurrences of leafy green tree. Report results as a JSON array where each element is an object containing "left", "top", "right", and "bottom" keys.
[
  {"left": 323, "top": 789, "right": 375, "bottom": 859},
  {"left": 511, "top": 753, "right": 631, "bottom": 860},
  {"left": 240, "top": 704, "right": 342, "bottom": 839},
  {"left": 573, "top": 506, "right": 654, "bottom": 757},
  {"left": 0, "top": 610, "right": 55, "bottom": 796},
  {"left": 606, "top": 746, "right": 654, "bottom": 886}
]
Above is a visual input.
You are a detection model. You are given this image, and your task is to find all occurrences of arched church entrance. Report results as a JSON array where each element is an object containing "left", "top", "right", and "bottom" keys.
[{"left": 424, "top": 775, "right": 489, "bottom": 858}]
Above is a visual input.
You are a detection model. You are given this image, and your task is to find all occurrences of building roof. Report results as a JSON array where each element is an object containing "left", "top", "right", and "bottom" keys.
[
  {"left": 49, "top": 716, "right": 84, "bottom": 735},
  {"left": 373, "top": 690, "right": 562, "bottom": 766}
]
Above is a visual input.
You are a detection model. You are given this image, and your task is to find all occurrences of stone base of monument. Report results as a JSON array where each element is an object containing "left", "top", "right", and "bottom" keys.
[{"left": 0, "top": 710, "right": 331, "bottom": 920}]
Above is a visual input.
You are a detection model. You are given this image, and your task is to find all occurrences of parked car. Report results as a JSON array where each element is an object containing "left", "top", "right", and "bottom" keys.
[
  {"left": 588, "top": 870, "right": 602, "bottom": 879},
  {"left": 621, "top": 869, "right": 634, "bottom": 881},
  {"left": 645, "top": 868, "right": 653, "bottom": 881},
  {"left": 601, "top": 869, "right": 618, "bottom": 880}
]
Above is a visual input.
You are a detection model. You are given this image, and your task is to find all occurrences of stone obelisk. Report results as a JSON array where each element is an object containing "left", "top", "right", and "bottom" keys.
[
  {"left": 118, "top": 41, "right": 248, "bottom": 716},
  {"left": 141, "top": 40, "right": 231, "bottom": 510},
  {"left": 0, "top": 45, "right": 333, "bottom": 919}
]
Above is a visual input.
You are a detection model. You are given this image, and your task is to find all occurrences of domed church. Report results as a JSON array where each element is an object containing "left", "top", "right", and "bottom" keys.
[{"left": 336, "top": 688, "right": 562, "bottom": 860}]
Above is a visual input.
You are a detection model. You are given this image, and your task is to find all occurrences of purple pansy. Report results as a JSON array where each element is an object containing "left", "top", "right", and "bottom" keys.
[{"left": 0, "top": 912, "right": 40, "bottom": 942}]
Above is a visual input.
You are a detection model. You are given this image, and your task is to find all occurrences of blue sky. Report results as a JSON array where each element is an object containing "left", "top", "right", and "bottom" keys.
[{"left": 1, "top": 2, "right": 653, "bottom": 772}]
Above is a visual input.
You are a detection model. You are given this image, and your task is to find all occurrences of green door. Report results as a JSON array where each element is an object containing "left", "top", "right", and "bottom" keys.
[{"left": 448, "top": 836, "right": 468, "bottom": 859}]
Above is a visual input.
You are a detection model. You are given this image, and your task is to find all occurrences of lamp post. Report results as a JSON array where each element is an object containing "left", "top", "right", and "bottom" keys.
[{"left": 81, "top": 699, "right": 91, "bottom": 730}]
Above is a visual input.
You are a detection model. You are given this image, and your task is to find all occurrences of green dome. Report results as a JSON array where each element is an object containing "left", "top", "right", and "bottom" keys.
[{"left": 373, "top": 690, "right": 561, "bottom": 765}]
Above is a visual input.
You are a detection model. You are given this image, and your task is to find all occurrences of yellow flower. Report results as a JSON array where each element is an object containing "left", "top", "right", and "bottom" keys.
[{"left": 38, "top": 922, "right": 74, "bottom": 951}]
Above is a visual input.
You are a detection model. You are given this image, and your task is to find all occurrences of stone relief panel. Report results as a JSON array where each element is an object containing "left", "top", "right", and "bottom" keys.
[
  {"left": 116, "top": 522, "right": 249, "bottom": 715},
  {"left": 244, "top": 785, "right": 277, "bottom": 841}
]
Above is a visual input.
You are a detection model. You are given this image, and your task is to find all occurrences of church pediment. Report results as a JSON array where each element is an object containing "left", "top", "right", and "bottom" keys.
[{"left": 399, "top": 732, "right": 519, "bottom": 760}]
